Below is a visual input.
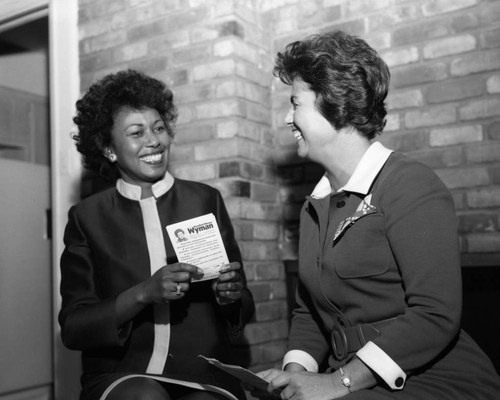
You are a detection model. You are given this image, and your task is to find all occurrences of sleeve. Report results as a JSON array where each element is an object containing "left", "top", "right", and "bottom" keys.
[
  {"left": 366, "top": 161, "right": 462, "bottom": 377},
  {"left": 285, "top": 273, "right": 330, "bottom": 370},
  {"left": 283, "top": 349, "right": 319, "bottom": 372},
  {"left": 58, "top": 206, "right": 131, "bottom": 351},
  {"left": 213, "top": 190, "right": 255, "bottom": 336}
]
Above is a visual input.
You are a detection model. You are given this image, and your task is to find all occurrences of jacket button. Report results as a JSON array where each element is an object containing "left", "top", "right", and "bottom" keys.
[
  {"left": 395, "top": 377, "right": 404, "bottom": 388},
  {"left": 336, "top": 200, "right": 345, "bottom": 208}
]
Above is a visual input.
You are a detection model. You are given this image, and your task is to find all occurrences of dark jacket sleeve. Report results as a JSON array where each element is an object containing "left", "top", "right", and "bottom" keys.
[
  {"left": 58, "top": 205, "right": 130, "bottom": 350},
  {"left": 370, "top": 160, "right": 462, "bottom": 373}
]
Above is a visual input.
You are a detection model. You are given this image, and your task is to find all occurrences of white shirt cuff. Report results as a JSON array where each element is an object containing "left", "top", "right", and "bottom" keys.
[
  {"left": 282, "top": 350, "right": 319, "bottom": 372},
  {"left": 356, "top": 341, "right": 406, "bottom": 390}
]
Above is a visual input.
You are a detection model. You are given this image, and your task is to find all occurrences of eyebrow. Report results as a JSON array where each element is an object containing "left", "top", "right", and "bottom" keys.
[{"left": 125, "top": 119, "right": 164, "bottom": 128}]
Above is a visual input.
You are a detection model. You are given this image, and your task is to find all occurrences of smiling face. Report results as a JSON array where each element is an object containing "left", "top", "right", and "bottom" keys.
[
  {"left": 284, "top": 78, "right": 337, "bottom": 164},
  {"left": 106, "top": 106, "right": 172, "bottom": 192}
]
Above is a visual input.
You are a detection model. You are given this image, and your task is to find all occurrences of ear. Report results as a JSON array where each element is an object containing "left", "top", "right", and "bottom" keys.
[{"left": 104, "top": 148, "right": 117, "bottom": 163}]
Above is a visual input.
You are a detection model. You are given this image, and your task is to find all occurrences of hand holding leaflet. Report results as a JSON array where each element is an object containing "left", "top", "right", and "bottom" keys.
[
  {"left": 198, "top": 355, "right": 269, "bottom": 392},
  {"left": 166, "top": 213, "right": 228, "bottom": 282}
]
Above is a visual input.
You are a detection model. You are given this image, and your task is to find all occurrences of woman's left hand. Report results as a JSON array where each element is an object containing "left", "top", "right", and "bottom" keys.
[
  {"left": 254, "top": 369, "right": 343, "bottom": 400},
  {"left": 213, "top": 262, "right": 244, "bottom": 304}
]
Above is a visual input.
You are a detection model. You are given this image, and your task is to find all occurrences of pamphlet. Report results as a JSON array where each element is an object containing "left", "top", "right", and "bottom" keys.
[
  {"left": 198, "top": 355, "right": 269, "bottom": 392},
  {"left": 166, "top": 213, "right": 228, "bottom": 282}
]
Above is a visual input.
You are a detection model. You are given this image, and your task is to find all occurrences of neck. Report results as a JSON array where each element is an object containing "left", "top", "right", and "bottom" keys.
[
  {"left": 140, "top": 186, "right": 154, "bottom": 199},
  {"left": 323, "top": 132, "right": 371, "bottom": 191}
]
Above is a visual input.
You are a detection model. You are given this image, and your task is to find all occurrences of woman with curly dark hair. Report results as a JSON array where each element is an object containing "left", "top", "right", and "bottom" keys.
[
  {"left": 72, "top": 69, "right": 179, "bottom": 183},
  {"left": 250, "top": 31, "right": 500, "bottom": 399},
  {"left": 59, "top": 70, "right": 254, "bottom": 400}
]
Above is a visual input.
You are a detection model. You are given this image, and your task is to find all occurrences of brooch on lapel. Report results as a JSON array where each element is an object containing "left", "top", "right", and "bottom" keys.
[{"left": 333, "top": 194, "right": 377, "bottom": 244}]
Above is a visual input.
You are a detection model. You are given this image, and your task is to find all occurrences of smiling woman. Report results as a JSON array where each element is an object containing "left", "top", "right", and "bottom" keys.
[
  {"left": 72, "top": 70, "right": 178, "bottom": 189},
  {"left": 249, "top": 30, "right": 500, "bottom": 400},
  {"left": 59, "top": 70, "right": 255, "bottom": 400},
  {"left": 105, "top": 107, "right": 173, "bottom": 197}
]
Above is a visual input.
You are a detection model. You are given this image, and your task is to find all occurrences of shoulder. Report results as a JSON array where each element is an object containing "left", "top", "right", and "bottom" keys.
[
  {"left": 378, "top": 152, "right": 448, "bottom": 193},
  {"left": 69, "top": 186, "right": 117, "bottom": 217},
  {"left": 372, "top": 152, "right": 456, "bottom": 219}
]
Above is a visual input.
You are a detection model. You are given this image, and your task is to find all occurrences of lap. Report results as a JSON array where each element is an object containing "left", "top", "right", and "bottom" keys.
[
  {"left": 92, "top": 375, "right": 228, "bottom": 400},
  {"left": 106, "top": 377, "right": 169, "bottom": 400}
]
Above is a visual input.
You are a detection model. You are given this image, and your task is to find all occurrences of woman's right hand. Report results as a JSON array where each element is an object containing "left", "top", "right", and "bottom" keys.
[
  {"left": 141, "top": 263, "right": 204, "bottom": 304},
  {"left": 115, "top": 263, "right": 204, "bottom": 328}
]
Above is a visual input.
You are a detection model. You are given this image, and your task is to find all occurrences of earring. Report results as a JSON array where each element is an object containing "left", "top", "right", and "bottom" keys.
[{"left": 108, "top": 153, "right": 117, "bottom": 162}]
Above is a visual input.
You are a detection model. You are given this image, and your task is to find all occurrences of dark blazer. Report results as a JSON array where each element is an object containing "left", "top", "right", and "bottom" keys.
[
  {"left": 289, "top": 152, "right": 500, "bottom": 398},
  {"left": 59, "top": 178, "right": 254, "bottom": 398}
]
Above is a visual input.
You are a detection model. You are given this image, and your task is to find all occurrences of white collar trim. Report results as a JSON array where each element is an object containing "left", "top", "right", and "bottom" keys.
[
  {"left": 310, "top": 142, "right": 393, "bottom": 199},
  {"left": 116, "top": 172, "right": 175, "bottom": 200}
]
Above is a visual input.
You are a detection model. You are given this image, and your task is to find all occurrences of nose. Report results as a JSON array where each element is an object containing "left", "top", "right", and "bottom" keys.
[
  {"left": 284, "top": 107, "right": 294, "bottom": 127},
  {"left": 145, "top": 129, "right": 160, "bottom": 147}
]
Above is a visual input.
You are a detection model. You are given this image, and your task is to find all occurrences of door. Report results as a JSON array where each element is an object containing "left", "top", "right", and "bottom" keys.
[
  {"left": 0, "top": 4, "right": 53, "bottom": 398},
  {"left": 0, "top": 159, "right": 52, "bottom": 395}
]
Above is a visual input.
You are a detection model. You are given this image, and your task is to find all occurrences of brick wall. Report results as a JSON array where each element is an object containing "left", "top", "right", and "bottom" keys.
[{"left": 77, "top": 0, "right": 500, "bottom": 372}]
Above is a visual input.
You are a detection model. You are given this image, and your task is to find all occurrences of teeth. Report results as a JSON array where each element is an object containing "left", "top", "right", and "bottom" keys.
[
  {"left": 141, "top": 154, "right": 162, "bottom": 163},
  {"left": 293, "top": 131, "right": 303, "bottom": 141}
]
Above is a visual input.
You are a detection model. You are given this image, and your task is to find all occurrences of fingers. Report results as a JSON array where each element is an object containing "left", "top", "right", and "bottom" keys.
[
  {"left": 256, "top": 370, "right": 271, "bottom": 380},
  {"left": 216, "top": 280, "right": 243, "bottom": 292},
  {"left": 218, "top": 262, "right": 242, "bottom": 283},
  {"left": 164, "top": 264, "right": 199, "bottom": 299},
  {"left": 158, "top": 263, "right": 204, "bottom": 283},
  {"left": 152, "top": 280, "right": 189, "bottom": 302},
  {"left": 173, "top": 281, "right": 188, "bottom": 297},
  {"left": 215, "top": 279, "right": 243, "bottom": 304},
  {"left": 220, "top": 261, "right": 241, "bottom": 273},
  {"left": 145, "top": 263, "right": 203, "bottom": 303},
  {"left": 213, "top": 262, "right": 243, "bottom": 304},
  {"left": 256, "top": 369, "right": 281, "bottom": 382},
  {"left": 168, "top": 263, "right": 204, "bottom": 278},
  {"left": 246, "top": 370, "right": 283, "bottom": 399},
  {"left": 269, "top": 374, "right": 290, "bottom": 392},
  {"left": 279, "top": 386, "right": 293, "bottom": 400}
]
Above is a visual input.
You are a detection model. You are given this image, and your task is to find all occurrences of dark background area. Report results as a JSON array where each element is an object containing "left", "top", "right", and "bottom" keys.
[{"left": 462, "top": 265, "right": 500, "bottom": 374}]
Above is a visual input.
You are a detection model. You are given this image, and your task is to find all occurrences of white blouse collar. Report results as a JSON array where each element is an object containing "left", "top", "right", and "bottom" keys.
[
  {"left": 116, "top": 172, "right": 175, "bottom": 201},
  {"left": 310, "top": 142, "right": 393, "bottom": 199}
]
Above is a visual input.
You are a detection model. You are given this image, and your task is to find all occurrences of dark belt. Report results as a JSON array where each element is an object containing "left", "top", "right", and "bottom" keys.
[{"left": 330, "top": 319, "right": 394, "bottom": 362}]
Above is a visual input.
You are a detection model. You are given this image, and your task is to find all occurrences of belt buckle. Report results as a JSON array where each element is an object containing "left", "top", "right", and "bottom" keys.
[{"left": 331, "top": 325, "right": 348, "bottom": 361}]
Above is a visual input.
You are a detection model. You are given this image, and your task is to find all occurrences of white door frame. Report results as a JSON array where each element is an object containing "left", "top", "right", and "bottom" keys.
[{"left": 49, "top": 0, "right": 82, "bottom": 399}]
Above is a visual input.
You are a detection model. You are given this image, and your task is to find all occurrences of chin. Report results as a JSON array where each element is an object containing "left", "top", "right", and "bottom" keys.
[
  {"left": 142, "top": 169, "right": 167, "bottom": 182},
  {"left": 297, "top": 146, "right": 308, "bottom": 159}
]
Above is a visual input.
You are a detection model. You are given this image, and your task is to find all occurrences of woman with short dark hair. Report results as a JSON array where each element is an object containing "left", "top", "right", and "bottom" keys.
[{"left": 252, "top": 30, "right": 500, "bottom": 400}]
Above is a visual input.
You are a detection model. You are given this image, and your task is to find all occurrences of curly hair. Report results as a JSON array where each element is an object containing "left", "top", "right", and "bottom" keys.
[
  {"left": 273, "top": 30, "right": 390, "bottom": 140},
  {"left": 72, "top": 69, "right": 178, "bottom": 179}
]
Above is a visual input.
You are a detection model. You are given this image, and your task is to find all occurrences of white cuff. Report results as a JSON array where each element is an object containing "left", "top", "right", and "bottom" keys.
[
  {"left": 356, "top": 341, "right": 406, "bottom": 390},
  {"left": 282, "top": 350, "right": 318, "bottom": 372}
]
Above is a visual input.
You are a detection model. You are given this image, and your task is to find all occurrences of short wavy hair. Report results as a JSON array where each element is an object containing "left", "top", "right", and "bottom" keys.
[
  {"left": 72, "top": 69, "right": 178, "bottom": 179},
  {"left": 273, "top": 30, "right": 390, "bottom": 140}
]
